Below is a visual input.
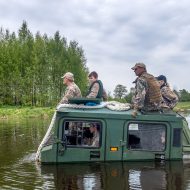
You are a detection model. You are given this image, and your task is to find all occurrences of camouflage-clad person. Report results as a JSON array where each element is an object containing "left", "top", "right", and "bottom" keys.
[
  {"left": 156, "top": 75, "right": 178, "bottom": 109},
  {"left": 59, "top": 72, "right": 81, "bottom": 104},
  {"left": 131, "top": 63, "right": 162, "bottom": 116}
]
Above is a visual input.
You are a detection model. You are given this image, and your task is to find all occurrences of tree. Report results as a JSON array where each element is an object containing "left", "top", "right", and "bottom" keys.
[
  {"left": 124, "top": 92, "right": 133, "bottom": 103},
  {"left": 0, "top": 21, "right": 89, "bottom": 106},
  {"left": 179, "top": 89, "right": 190, "bottom": 102},
  {"left": 113, "top": 84, "right": 128, "bottom": 99}
]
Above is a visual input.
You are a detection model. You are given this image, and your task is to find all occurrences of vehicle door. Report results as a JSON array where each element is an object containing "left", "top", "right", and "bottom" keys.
[
  {"left": 57, "top": 118, "right": 106, "bottom": 163},
  {"left": 122, "top": 121, "right": 170, "bottom": 161}
]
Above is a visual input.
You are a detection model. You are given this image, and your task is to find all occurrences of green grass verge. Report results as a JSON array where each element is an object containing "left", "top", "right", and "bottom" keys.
[
  {"left": 175, "top": 102, "right": 190, "bottom": 111},
  {"left": 0, "top": 106, "right": 55, "bottom": 119},
  {"left": 0, "top": 102, "right": 190, "bottom": 119}
]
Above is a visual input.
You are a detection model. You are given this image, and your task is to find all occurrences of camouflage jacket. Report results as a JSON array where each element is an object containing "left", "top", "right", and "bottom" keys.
[
  {"left": 132, "top": 72, "right": 162, "bottom": 111},
  {"left": 86, "top": 80, "right": 107, "bottom": 101},
  {"left": 59, "top": 83, "right": 81, "bottom": 104},
  {"left": 161, "top": 85, "right": 178, "bottom": 109}
]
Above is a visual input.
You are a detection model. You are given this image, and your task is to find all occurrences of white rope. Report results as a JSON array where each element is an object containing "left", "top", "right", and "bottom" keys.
[
  {"left": 35, "top": 111, "right": 57, "bottom": 162},
  {"left": 106, "top": 101, "right": 131, "bottom": 111},
  {"left": 57, "top": 101, "right": 131, "bottom": 111},
  {"left": 56, "top": 102, "right": 107, "bottom": 110}
]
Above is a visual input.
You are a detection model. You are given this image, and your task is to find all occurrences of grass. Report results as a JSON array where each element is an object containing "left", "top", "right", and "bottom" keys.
[
  {"left": 175, "top": 102, "right": 190, "bottom": 111},
  {"left": 0, "top": 106, "right": 55, "bottom": 119},
  {"left": 0, "top": 102, "right": 190, "bottom": 119}
]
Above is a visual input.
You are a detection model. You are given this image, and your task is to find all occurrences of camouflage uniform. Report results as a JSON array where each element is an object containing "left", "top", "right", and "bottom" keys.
[
  {"left": 160, "top": 84, "right": 178, "bottom": 109},
  {"left": 132, "top": 72, "right": 162, "bottom": 111},
  {"left": 87, "top": 80, "right": 107, "bottom": 101},
  {"left": 59, "top": 83, "right": 81, "bottom": 104},
  {"left": 87, "top": 82, "right": 100, "bottom": 98}
]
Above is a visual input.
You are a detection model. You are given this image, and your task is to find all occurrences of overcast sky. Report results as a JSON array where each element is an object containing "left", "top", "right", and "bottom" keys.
[{"left": 1, "top": 0, "right": 190, "bottom": 94}]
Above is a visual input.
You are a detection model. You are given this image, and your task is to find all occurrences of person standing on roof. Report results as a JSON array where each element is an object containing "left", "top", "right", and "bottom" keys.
[
  {"left": 131, "top": 63, "right": 162, "bottom": 116},
  {"left": 59, "top": 72, "right": 81, "bottom": 104},
  {"left": 156, "top": 75, "right": 179, "bottom": 109},
  {"left": 86, "top": 71, "right": 107, "bottom": 101}
]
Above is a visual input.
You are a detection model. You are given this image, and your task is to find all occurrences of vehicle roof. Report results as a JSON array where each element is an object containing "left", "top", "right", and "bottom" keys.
[{"left": 57, "top": 107, "right": 182, "bottom": 122}]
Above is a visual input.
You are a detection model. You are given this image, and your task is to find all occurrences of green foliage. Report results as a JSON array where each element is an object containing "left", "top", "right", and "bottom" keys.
[
  {"left": 124, "top": 92, "right": 133, "bottom": 103},
  {"left": 0, "top": 21, "right": 88, "bottom": 106},
  {"left": 113, "top": 84, "right": 128, "bottom": 99},
  {"left": 179, "top": 89, "right": 190, "bottom": 102}
]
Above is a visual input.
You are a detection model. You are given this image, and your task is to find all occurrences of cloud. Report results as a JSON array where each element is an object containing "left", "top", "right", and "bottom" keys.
[{"left": 1, "top": 0, "right": 190, "bottom": 93}]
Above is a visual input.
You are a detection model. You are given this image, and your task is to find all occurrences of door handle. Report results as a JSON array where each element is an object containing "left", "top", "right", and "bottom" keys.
[{"left": 120, "top": 140, "right": 126, "bottom": 146}]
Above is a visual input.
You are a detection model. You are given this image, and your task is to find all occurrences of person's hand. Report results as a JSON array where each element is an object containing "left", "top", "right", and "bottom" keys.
[
  {"left": 131, "top": 105, "right": 138, "bottom": 118},
  {"left": 131, "top": 110, "right": 138, "bottom": 118}
]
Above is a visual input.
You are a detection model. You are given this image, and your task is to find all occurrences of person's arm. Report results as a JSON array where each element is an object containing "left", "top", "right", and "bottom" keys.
[
  {"left": 133, "top": 78, "right": 147, "bottom": 110},
  {"left": 161, "top": 86, "right": 178, "bottom": 101},
  {"left": 86, "top": 83, "right": 99, "bottom": 98},
  {"left": 59, "top": 87, "right": 75, "bottom": 104},
  {"left": 102, "top": 88, "right": 108, "bottom": 101}
]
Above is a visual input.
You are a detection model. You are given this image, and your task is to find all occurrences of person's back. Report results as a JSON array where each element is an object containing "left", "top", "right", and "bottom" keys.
[
  {"left": 59, "top": 72, "right": 81, "bottom": 104},
  {"left": 63, "top": 83, "right": 81, "bottom": 100},
  {"left": 156, "top": 75, "right": 178, "bottom": 109},
  {"left": 140, "top": 72, "right": 162, "bottom": 110}
]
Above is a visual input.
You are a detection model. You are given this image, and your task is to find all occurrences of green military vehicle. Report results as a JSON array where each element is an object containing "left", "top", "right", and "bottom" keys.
[{"left": 36, "top": 100, "right": 190, "bottom": 163}]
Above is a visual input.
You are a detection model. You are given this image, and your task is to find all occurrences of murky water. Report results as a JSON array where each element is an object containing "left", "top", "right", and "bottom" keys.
[{"left": 0, "top": 114, "right": 190, "bottom": 190}]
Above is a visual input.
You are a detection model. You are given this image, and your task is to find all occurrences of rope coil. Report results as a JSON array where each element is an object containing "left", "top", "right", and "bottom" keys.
[
  {"left": 57, "top": 101, "right": 131, "bottom": 111},
  {"left": 56, "top": 102, "right": 107, "bottom": 109},
  {"left": 106, "top": 101, "right": 131, "bottom": 111}
]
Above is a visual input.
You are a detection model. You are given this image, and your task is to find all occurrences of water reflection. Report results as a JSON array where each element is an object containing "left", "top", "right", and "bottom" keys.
[
  {"left": 0, "top": 113, "right": 190, "bottom": 189},
  {"left": 0, "top": 118, "right": 50, "bottom": 189},
  {"left": 39, "top": 161, "right": 190, "bottom": 190}
]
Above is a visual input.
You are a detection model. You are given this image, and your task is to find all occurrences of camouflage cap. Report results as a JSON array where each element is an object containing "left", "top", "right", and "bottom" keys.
[
  {"left": 131, "top": 63, "right": 146, "bottom": 70},
  {"left": 61, "top": 72, "right": 74, "bottom": 81}
]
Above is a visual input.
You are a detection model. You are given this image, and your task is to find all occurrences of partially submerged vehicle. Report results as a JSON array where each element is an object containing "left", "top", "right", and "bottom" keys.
[{"left": 36, "top": 99, "right": 190, "bottom": 163}]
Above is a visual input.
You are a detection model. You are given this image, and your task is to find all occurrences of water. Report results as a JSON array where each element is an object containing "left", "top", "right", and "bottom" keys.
[{"left": 0, "top": 114, "right": 190, "bottom": 190}]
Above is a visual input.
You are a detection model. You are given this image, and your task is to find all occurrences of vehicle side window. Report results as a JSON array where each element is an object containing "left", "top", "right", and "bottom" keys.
[
  {"left": 128, "top": 123, "right": 166, "bottom": 151},
  {"left": 63, "top": 121, "right": 101, "bottom": 148},
  {"left": 173, "top": 128, "right": 181, "bottom": 147}
]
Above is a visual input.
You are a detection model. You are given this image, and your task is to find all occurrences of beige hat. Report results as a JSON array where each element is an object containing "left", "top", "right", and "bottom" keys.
[
  {"left": 61, "top": 72, "right": 74, "bottom": 81},
  {"left": 131, "top": 63, "right": 146, "bottom": 70}
]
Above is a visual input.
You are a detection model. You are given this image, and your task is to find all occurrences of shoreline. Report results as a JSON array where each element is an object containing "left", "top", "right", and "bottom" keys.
[
  {"left": 0, "top": 102, "right": 190, "bottom": 119},
  {"left": 0, "top": 106, "right": 55, "bottom": 120}
]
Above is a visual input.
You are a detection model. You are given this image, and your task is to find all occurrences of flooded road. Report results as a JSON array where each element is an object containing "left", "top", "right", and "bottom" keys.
[{"left": 0, "top": 114, "right": 190, "bottom": 190}]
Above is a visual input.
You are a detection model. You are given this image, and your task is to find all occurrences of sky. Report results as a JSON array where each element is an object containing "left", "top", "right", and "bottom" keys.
[{"left": 1, "top": 0, "right": 190, "bottom": 94}]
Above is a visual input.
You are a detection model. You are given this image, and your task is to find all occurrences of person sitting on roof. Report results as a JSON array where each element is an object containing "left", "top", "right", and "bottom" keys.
[
  {"left": 59, "top": 72, "right": 81, "bottom": 104},
  {"left": 156, "top": 75, "right": 179, "bottom": 109},
  {"left": 86, "top": 71, "right": 107, "bottom": 101},
  {"left": 131, "top": 63, "right": 162, "bottom": 116}
]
